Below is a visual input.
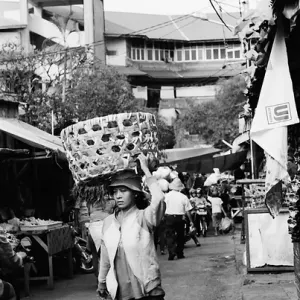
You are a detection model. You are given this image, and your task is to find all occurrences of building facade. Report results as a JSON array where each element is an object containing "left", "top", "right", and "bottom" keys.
[{"left": 0, "top": 1, "right": 245, "bottom": 122}]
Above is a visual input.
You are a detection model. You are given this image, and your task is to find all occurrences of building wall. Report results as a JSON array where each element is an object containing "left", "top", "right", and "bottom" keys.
[
  {"left": 28, "top": 14, "right": 84, "bottom": 47},
  {"left": 132, "top": 86, "right": 147, "bottom": 100},
  {"left": 106, "top": 38, "right": 127, "bottom": 66},
  {"left": 176, "top": 85, "right": 217, "bottom": 98}
]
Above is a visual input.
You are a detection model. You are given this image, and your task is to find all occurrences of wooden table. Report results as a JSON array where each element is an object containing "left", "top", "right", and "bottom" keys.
[{"left": 21, "top": 225, "right": 74, "bottom": 293}]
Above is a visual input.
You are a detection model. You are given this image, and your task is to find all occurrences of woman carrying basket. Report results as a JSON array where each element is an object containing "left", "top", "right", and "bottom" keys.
[{"left": 97, "top": 153, "right": 166, "bottom": 300}]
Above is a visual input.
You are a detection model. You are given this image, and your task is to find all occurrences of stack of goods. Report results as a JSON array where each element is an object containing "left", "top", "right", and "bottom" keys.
[
  {"left": 61, "top": 112, "right": 160, "bottom": 184},
  {"left": 0, "top": 217, "right": 20, "bottom": 233},
  {"left": 152, "top": 166, "right": 179, "bottom": 192},
  {"left": 244, "top": 184, "right": 266, "bottom": 208},
  {"left": 287, "top": 180, "right": 300, "bottom": 242}
]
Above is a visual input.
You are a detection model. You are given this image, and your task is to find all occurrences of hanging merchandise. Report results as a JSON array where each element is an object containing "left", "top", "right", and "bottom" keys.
[{"left": 250, "top": 20, "right": 299, "bottom": 218}]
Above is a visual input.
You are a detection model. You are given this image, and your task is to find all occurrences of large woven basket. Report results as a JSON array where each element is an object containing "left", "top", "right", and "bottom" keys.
[{"left": 61, "top": 112, "right": 159, "bottom": 183}]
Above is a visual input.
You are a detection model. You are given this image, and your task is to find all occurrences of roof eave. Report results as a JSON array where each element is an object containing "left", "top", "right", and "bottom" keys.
[{"left": 0, "top": 24, "right": 27, "bottom": 30}]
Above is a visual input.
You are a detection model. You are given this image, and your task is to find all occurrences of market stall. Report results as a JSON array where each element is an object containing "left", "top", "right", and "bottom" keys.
[
  {"left": 236, "top": 179, "right": 293, "bottom": 272},
  {"left": 20, "top": 223, "right": 74, "bottom": 291},
  {"left": 0, "top": 95, "right": 74, "bottom": 293}
]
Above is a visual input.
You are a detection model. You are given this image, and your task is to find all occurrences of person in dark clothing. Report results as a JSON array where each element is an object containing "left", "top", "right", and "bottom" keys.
[
  {"left": 234, "top": 164, "right": 246, "bottom": 181},
  {"left": 193, "top": 174, "right": 206, "bottom": 189},
  {"left": 220, "top": 181, "right": 230, "bottom": 216},
  {"left": 0, "top": 232, "right": 25, "bottom": 300}
]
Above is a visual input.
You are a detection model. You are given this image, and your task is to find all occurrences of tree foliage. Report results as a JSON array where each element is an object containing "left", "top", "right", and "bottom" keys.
[
  {"left": 0, "top": 44, "right": 175, "bottom": 150},
  {"left": 177, "top": 75, "right": 247, "bottom": 149},
  {"left": 0, "top": 43, "right": 87, "bottom": 131}
]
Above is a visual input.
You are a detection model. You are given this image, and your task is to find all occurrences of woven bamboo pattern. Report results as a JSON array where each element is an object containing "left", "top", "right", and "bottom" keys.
[{"left": 61, "top": 112, "right": 159, "bottom": 183}]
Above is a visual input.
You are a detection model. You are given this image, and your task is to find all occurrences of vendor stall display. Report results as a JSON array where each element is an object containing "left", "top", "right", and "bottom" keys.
[
  {"left": 245, "top": 208, "right": 293, "bottom": 272},
  {"left": 20, "top": 225, "right": 74, "bottom": 290},
  {"left": 237, "top": 179, "right": 294, "bottom": 272}
]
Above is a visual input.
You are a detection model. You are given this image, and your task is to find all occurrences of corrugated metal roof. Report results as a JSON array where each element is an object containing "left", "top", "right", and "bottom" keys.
[
  {"left": 45, "top": 6, "right": 239, "bottom": 42},
  {"left": 0, "top": 118, "right": 64, "bottom": 152},
  {"left": 105, "top": 11, "right": 238, "bottom": 41}
]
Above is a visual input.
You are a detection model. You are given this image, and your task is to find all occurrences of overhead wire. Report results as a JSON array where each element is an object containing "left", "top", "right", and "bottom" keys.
[
  {"left": 0, "top": 5, "right": 244, "bottom": 92},
  {"left": 214, "top": 1, "right": 240, "bottom": 9},
  {"left": 208, "top": 0, "right": 233, "bottom": 31},
  {"left": 0, "top": 9, "right": 205, "bottom": 64},
  {"left": 213, "top": 0, "right": 239, "bottom": 20}
]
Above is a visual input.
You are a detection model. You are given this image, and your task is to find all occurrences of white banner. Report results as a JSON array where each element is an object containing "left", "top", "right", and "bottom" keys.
[
  {"left": 251, "top": 25, "right": 299, "bottom": 137},
  {"left": 250, "top": 22, "right": 299, "bottom": 217}
]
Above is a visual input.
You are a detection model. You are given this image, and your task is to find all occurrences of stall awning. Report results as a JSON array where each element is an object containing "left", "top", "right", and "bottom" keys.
[
  {"left": 0, "top": 118, "right": 64, "bottom": 153},
  {"left": 162, "top": 147, "right": 248, "bottom": 174},
  {"left": 161, "top": 146, "right": 221, "bottom": 164},
  {"left": 196, "top": 150, "right": 248, "bottom": 174}
]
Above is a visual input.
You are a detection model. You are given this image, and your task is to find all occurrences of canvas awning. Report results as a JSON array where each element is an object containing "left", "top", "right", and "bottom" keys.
[
  {"left": 161, "top": 147, "right": 247, "bottom": 174},
  {"left": 161, "top": 146, "right": 221, "bottom": 164},
  {"left": 0, "top": 118, "right": 64, "bottom": 153}
]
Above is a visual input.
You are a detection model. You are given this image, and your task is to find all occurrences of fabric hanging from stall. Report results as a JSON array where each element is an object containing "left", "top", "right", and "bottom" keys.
[{"left": 250, "top": 20, "right": 299, "bottom": 218}]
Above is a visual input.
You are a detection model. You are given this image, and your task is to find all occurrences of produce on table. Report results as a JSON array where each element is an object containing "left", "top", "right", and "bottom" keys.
[{"left": 20, "top": 217, "right": 60, "bottom": 227}]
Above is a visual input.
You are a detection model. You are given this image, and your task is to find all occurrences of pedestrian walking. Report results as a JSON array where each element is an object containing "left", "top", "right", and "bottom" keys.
[
  {"left": 164, "top": 178, "right": 196, "bottom": 261},
  {"left": 97, "top": 153, "right": 166, "bottom": 300},
  {"left": 207, "top": 185, "right": 227, "bottom": 236}
]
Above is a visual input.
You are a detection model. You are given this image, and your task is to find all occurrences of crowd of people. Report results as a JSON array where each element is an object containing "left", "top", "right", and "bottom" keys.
[
  {"left": 84, "top": 159, "right": 245, "bottom": 300},
  {"left": 0, "top": 155, "right": 246, "bottom": 300}
]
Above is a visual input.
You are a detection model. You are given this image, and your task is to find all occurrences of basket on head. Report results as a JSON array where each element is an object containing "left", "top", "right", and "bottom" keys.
[{"left": 61, "top": 112, "right": 159, "bottom": 184}]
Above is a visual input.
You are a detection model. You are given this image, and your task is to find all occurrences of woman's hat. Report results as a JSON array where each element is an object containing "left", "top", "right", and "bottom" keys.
[
  {"left": 109, "top": 171, "right": 143, "bottom": 193},
  {"left": 169, "top": 178, "right": 185, "bottom": 191}
]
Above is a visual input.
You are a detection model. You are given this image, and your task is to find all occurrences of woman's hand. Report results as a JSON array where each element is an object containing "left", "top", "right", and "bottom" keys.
[
  {"left": 137, "top": 153, "right": 152, "bottom": 177},
  {"left": 97, "top": 286, "right": 109, "bottom": 299}
]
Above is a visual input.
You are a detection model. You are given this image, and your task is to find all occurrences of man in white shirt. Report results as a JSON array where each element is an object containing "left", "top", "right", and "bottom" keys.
[{"left": 164, "top": 178, "right": 195, "bottom": 260}]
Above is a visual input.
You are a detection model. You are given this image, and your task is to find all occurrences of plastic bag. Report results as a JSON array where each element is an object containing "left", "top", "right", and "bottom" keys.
[{"left": 220, "top": 217, "right": 232, "bottom": 233}]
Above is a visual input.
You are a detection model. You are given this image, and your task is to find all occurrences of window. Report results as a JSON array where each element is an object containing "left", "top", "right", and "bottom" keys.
[
  {"left": 226, "top": 44, "right": 242, "bottom": 60},
  {"left": 177, "top": 50, "right": 182, "bottom": 61},
  {"left": 131, "top": 48, "right": 145, "bottom": 61},
  {"left": 191, "top": 47, "right": 197, "bottom": 60},
  {"left": 107, "top": 50, "right": 117, "bottom": 56},
  {"left": 220, "top": 48, "right": 226, "bottom": 59},
  {"left": 198, "top": 49, "right": 203, "bottom": 60},
  {"left": 227, "top": 51, "right": 233, "bottom": 59},
  {"left": 185, "top": 49, "right": 190, "bottom": 60},
  {"left": 147, "top": 49, "right": 153, "bottom": 60},
  {"left": 155, "top": 50, "right": 159, "bottom": 61},
  {"left": 206, "top": 49, "right": 212, "bottom": 60},
  {"left": 131, "top": 40, "right": 176, "bottom": 61},
  {"left": 235, "top": 50, "right": 241, "bottom": 58},
  {"left": 213, "top": 49, "right": 219, "bottom": 59}
]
